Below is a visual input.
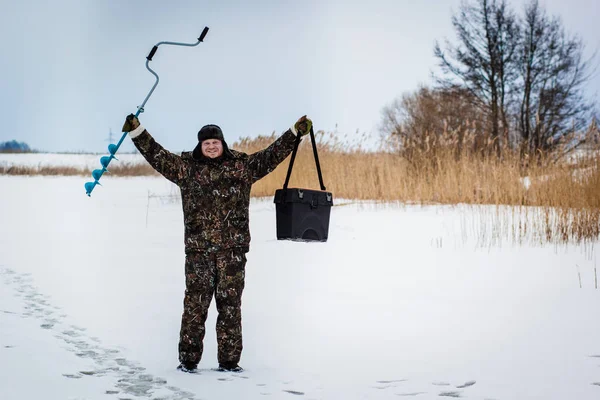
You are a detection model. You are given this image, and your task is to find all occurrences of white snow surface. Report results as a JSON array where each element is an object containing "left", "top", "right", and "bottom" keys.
[{"left": 1, "top": 175, "right": 599, "bottom": 400}]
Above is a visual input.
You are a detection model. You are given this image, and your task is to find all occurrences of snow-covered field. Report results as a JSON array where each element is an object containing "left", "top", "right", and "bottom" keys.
[
  {"left": 0, "top": 153, "right": 146, "bottom": 170},
  {"left": 1, "top": 172, "right": 599, "bottom": 400}
]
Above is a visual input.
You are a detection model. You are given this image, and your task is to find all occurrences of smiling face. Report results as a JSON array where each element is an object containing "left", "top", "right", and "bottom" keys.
[{"left": 201, "top": 139, "right": 224, "bottom": 158}]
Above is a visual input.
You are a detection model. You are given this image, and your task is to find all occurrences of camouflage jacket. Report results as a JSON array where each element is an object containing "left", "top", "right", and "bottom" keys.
[{"left": 132, "top": 129, "right": 298, "bottom": 253}]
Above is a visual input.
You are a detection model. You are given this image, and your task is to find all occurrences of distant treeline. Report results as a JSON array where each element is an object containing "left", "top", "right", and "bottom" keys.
[{"left": 0, "top": 140, "right": 32, "bottom": 153}]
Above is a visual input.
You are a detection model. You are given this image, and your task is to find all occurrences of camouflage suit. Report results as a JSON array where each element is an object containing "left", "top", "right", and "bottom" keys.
[{"left": 131, "top": 128, "right": 298, "bottom": 367}]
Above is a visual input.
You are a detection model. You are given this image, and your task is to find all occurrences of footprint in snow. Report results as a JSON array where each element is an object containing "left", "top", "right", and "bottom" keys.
[
  {"left": 592, "top": 382, "right": 600, "bottom": 387},
  {"left": 80, "top": 370, "right": 102, "bottom": 377},
  {"left": 456, "top": 381, "right": 476, "bottom": 389},
  {"left": 71, "top": 325, "right": 87, "bottom": 332},
  {"left": 283, "top": 390, "right": 305, "bottom": 396},
  {"left": 75, "top": 350, "right": 99, "bottom": 358},
  {"left": 372, "top": 385, "right": 392, "bottom": 389},
  {"left": 432, "top": 382, "right": 451, "bottom": 386},
  {"left": 372, "top": 379, "right": 407, "bottom": 389},
  {"left": 377, "top": 379, "right": 407, "bottom": 384},
  {"left": 396, "top": 393, "right": 426, "bottom": 397},
  {"left": 115, "top": 358, "right": 136, "bottom": 367},
  {"left": 171, "top": 389, "right": 196, "bottom": 398},
  {"left": 439, "top": 391, "right": 462, "bottom": 398}
]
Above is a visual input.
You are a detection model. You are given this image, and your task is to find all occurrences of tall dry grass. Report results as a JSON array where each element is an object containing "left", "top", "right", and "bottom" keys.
[{"left": 0, "top": 163, "right": 157, "bottom": 176}]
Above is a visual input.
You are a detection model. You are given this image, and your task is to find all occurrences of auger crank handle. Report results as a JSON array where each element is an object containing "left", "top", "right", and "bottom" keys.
[
  {"left": 147, "top": 46, "right": 158, "bottom": 61},
  {"left": 199, "top": 27, "right": 209, "bottom": 42},
  {"left": 146, "top": 27, "right": 209, "bottom": 61}
]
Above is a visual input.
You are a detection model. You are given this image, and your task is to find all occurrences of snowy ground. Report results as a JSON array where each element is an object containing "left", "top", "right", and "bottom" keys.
[
  {"left": 0, "top": 153, "right": 145, "bottom": 170},
  {"left": 1, "top": 174, "right": 599, "bottom": 400}
]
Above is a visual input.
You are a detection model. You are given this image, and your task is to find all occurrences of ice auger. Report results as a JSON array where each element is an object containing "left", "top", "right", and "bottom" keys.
[{"left": 84, "top": 27, "right": 210, "bottom": 196}]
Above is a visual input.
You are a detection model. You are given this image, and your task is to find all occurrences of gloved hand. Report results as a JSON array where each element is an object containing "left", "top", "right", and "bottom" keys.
[
  {"left": 121, "top": 114, "right": 140, "bottom": 133},
  {"left": 294, "top": 115, "right": 312, "bottom": 136}
]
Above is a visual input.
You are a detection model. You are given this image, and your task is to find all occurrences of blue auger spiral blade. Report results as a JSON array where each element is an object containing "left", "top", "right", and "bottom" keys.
[
  {"left": 85, "top": 182, "right": 96, "bottom": 196},
  {"left": 107, "top": 144, "right": 119, "bottom": 157},
  {"left": 92, "top": 169, "right": 105, "bottom": 182},
  {"left": 100, "top": 155, "right": 113, "bottom": 170},
  {"left": 84, "top": 26, "right": 209, "bottom": 197}
]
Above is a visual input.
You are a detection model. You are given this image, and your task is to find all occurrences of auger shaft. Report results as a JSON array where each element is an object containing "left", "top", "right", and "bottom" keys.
[{"left": 85, "top": 27, "right": 210, "bottom": 196}]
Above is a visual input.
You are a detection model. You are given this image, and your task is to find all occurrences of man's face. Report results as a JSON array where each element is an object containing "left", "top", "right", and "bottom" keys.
[{"left": 201, "top": 139, "right": 223, "bottom": 158}]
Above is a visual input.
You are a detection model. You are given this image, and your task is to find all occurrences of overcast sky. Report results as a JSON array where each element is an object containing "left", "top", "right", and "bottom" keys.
[{"left": 1, "top": 0, "right": 598, "bottom": 153}]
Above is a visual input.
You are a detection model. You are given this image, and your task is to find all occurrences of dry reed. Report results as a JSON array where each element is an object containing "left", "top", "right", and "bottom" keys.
[{"left": 0, "top": 163, "right": 158, "bottom": 177}]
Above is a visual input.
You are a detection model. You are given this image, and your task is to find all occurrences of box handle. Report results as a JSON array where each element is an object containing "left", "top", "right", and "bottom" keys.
[{"left": 283, "top": 126, "right": 327, "bottom": 191}]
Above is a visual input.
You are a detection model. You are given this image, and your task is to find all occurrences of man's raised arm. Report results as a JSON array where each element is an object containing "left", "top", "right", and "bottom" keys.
[
  {"left": 122, "top": 114, "right": 187, "bottom": 185},
  {"left": 248, "top": 116, "right": 312, "bottom": 183}
]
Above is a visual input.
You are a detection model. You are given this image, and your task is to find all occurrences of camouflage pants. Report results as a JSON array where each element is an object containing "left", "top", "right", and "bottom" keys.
[{"left": 178, "top": 248, "right": 246, "bottom": 367}]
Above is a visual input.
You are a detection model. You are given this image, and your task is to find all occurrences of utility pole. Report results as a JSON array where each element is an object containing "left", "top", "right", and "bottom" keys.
[{"left": 106, "top": 128, "right": 114, "bottom": 145}]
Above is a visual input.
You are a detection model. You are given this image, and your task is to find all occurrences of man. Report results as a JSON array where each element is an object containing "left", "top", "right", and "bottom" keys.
[{"left": 122, "top": 114, "right": 312, "bottom": 373}]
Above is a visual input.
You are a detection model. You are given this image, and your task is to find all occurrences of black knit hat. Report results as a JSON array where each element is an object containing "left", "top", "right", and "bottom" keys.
[
  {"left": 197, "top": 124, "right": 224, "bottom": 142},
  {"left": 192, "top": 124, "right": 233, "bottom": 160}
]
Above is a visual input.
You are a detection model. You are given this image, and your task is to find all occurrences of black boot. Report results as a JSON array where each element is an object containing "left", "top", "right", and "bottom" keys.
[
  {"left": 177, "top": 362, "right": 198, "bottom": 373},
  {"left": 217, "top": 362, "right": 243, "bottom": 372}
]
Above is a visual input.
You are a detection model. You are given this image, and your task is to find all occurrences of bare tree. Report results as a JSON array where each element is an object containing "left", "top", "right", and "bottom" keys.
[
  {"left": 434, "top": 0, "right": 520, "bottom": 156},
  {"left": 381, "top": 86, "right": 486, "bottom": 159},
  {"left": 518, "top": 0, "right": 596, "bottom": 158}
]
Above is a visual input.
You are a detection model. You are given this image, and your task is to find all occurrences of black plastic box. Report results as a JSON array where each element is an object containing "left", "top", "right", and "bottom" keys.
[{"left": 274, "top": 188, "right": 333, "bottom": 242}]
